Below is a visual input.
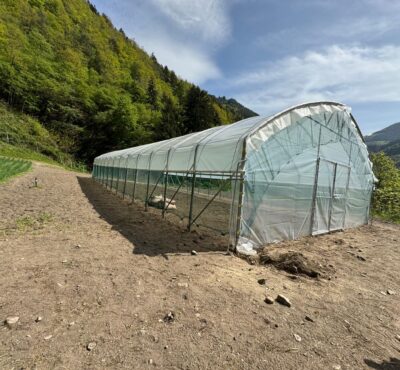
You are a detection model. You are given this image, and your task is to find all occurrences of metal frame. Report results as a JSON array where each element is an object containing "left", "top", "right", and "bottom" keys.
[
  {"left": 92, "top": 101, "right": 373, "bottom": 251},
  {"left": 187, "top": 171, "right": 240, "bottom": 230}
]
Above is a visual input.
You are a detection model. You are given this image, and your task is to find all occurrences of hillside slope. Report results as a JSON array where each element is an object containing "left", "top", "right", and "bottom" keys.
[
  {"left": 0, "top": 101, "right": 79, "bottom": 167},
  {"left": 366, "top": 122, "right": 400, "bottom": 167},
  {"left": 0, "top": 0, "right": 256, "bottom": 164}
]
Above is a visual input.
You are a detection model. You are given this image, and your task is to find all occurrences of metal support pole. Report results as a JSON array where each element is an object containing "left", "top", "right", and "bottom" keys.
[
  {"left": 310, "top": 157, "right": 321, "bottom": 235},
  {"left": 234, "top": 169, "right": 245, "bottom": 249},
  {"left": 309, "top": 124, "right": 322, "bottom": 235},
  {"left": 187, "top": 171, "right": 196, "bottom": 231},
  {"left": 162, "top": 149, "right": 171, "bottom": 218},
  {"left": 233, "top": 142, "right": 247, "bottom": 250},
  {"left": 145, "top": 153, "right": 154, "bottom": 211},
  {"left": 342, "top": 166, "right": 351, "bottom": 228},
  {"left": 162, "top": 170, "right": 168, "bottom": 217},
  {"left": 187, "top": 146, "right": 200, "bottom": 231},
  {"left": 116, "top": 158, "right": 122, "bottom": 195},
  {"left": 110, "top": 158, "right": 115, "bottom": 192},
  {"left": 189, "top": 172, "right": 237, "bottom": 230},
  {"left": 106, "top": 162, "right": 110, "bottom": 189},
  {"left": 164, "top": 168, "right": 193, "bottom": 211},
  {"left": 327, "top": 162, "right": 338, "bottom": 231},
  {"left": 122, "top": 156, "right": 129, "bottom": 200}
]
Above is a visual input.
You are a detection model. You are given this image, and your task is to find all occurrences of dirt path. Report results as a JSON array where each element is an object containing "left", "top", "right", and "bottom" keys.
[{"left": 0, "top": 163, "right": 399, "bottom": 370}]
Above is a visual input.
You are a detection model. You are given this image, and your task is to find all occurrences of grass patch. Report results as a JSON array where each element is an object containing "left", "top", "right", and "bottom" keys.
[
  {"left": 15, "top": 212, "right": 53, "bottom": 232},
  {"left": 0, "top": 156, "right": 32, "bottom": 182},
  {"left": 0, "top": 143, "right": 87, "bottom": 173}
]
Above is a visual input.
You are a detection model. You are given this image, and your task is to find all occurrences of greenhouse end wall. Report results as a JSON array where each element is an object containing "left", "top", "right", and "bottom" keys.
[{"left": 92, "top": 102, "right": 375, "bottom": 255}]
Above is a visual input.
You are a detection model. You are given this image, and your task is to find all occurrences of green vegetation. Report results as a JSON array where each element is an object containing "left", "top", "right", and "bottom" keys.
[
  {"left": 0, "top": 0, "right": 257, "bottom": 166},
  {"left": 15, "top": 212, "right": 53, "bottom": 232},
  {"left": 0, "top": 101, "right": 86, "bottom": 170},
  {"left": 366, "top": 122, "right": 400, "bottom": 167},
  {"left": 370, "top": 152, "right": 400, "bottom": 223},
  {"left": 0, "top": 156, "right": 32, "bottom": 182}
]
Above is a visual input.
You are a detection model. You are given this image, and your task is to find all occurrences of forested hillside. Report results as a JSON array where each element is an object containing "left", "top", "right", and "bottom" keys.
[
  {"left": 366, "top": 122, "right": 400, "bottom": 167},
  {"left": 0, "top": 0, "right": 257, "bottom": 165}
]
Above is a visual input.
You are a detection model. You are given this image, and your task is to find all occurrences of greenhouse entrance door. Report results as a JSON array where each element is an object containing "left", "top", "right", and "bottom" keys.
[{"left": 312, "top": 160, "right": 350, "bottom": 235}]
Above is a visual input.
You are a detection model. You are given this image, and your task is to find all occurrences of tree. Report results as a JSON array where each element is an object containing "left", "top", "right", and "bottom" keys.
[
  {"left": 146, "top": 78, "right": 158, "bottom": 110},
  {"left": 154, "top": 94, "right": 182, "bottom": 140},
  {"left": 370, "top": 152, "right": 400, "bottom": 222},
  {"left": 371, "top": 152, "right": 400, "bottom": 190},
  {"left": 183, "top": 86, "right": 220, "bottom": 133}
]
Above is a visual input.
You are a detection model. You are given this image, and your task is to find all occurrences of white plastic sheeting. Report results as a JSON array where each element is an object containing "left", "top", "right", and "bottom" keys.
[{"left": 93, "top": 101, "right": 374, "bottom": 254}]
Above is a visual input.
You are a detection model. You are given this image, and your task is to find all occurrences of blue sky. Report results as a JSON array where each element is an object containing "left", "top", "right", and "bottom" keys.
[{"left": 91, "top": 0, "right": 400, "bottom": 134}]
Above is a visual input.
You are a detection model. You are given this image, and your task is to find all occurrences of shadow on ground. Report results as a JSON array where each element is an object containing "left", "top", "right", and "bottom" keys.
[
  {"left": 77, "top": 176, "right": 227, "bottom": 257},
  {"left": 364, "top": 358, "right": 400, "bottom": 370}
]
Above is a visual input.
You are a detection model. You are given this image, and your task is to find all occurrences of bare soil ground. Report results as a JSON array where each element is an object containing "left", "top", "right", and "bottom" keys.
[{"left": 0, "top": 162, "right": 399, "bottom": 370}]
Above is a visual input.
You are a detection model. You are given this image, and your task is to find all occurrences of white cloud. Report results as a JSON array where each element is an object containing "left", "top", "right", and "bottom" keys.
[
  {"left": 141, "top": 35, "right": 222, "bottom": 83},
  {"left": 229, "top": 45, "right": 400, "bottom": 114},
  {"left": 150, "top": 0, "right": 232, "bottom": 44},
  {"left": 92, "top": 0, "right": 228, "bottom": 84}
]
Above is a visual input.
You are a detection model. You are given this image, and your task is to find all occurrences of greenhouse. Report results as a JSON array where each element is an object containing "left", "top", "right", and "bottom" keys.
[{"left": 92, "top": 101, "right": 375, "bottom": 254}]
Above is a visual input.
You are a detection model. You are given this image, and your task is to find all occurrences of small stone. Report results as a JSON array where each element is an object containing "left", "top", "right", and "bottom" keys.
[
  {"left": 163, "top": 311, "right": 175, "bottom": 323},
  {"left": 177, "top": 282, "right": 189, "bottom": 288},
  {"left": 396, "top": 334, "right": 400, "bottom": 342},
  {"left": 264, "top": 296, "right": 274, "bottom": 304},
  {"left": 294, "top": 334, "right": 302, "bottom": 342},
  {"left": 87, "top": 342, "right": 97, "bottom": 351},
  {"left": 380, "top": 291, "right": 387, "bottom": 295},
  {"left": 387, "top": 290, "right": 395, "bottom": 295},
  {"left": 62, "top": 260, "right": 68, "bottom": 264},
  {"left": 68, "top": 321, "right": 75, "bottom": 327},
  {"left": 258, "top": 278, "right": 266, "bottom": 285},
  {"left": 356, "top": 255, "right": 366, "bottom": 261},
  {"left": 191, "top": 250, "right": 198, "bottom": 256},
  {"left": 305, "top": 315, "right": 314, "bottom": 322},
  {"left": 164, "top": 345, "right": 168, "bottom": 349},
  {"left": 148, "top": 359, "right": 153, "bottom": 365},
  {"left": 5, "top": 316, "right": 19, "bottom": 327},
  {"left": 35, "top": 316, "right": 42, "bottom": 323},
  {"left": 44, "top": 335, "right": 52, "bottom": 340},
  {"left": 332, "top": 365, "right": 341, "bottom": 370},
  {"left": 75, "top": 244, "right": 81, "bottom": 249},
  {"left": 276, "top": 294, "right": 291, "bottom": 307}
]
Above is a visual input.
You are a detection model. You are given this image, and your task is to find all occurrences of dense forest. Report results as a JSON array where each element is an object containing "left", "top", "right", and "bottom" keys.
[{"left": 0, "top": 0, "right": 257, "bottom": 165}]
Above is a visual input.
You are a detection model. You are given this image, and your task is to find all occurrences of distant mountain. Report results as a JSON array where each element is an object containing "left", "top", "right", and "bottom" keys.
[
  {"left": 365, "top": 122, "right": 400, "bottom": 167},
  {"left": 216, "top": 97, "right": 258, "bottom": 120}
]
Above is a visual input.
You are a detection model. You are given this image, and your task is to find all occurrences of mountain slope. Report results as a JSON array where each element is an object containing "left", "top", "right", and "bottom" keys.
[
  {"left": 0, "top": 0, "right": 256, "bottom": 164},
  {"left": 365, "top": 122, "right": 400, "bottom": 167}
]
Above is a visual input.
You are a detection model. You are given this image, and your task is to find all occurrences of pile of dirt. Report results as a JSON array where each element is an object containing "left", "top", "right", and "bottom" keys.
[{"left": 259, "top": 250, "right": 322, "bottom": 278}]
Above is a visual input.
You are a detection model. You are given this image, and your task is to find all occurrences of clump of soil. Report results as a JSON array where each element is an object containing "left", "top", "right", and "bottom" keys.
[{"left": 259, "top": 250, "right": 322, "bottom": 278}]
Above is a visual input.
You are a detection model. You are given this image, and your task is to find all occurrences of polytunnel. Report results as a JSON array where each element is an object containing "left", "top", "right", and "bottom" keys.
[{"left": 92, "top": 101, "right": 375, "bottom": 254}]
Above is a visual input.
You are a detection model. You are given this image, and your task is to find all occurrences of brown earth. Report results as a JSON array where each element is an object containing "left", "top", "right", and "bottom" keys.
[{"left": 0, "top": 162, "right": 399, "bottom": 370}]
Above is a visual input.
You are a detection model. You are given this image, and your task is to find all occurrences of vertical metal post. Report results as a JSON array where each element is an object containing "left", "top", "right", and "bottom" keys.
[
  {"left": 145, "top": 153, "right": 154, "bottom": 211},
  {"left": 234, "top": 141, "right": 247, "bottom": 250},
  {"left": 188, "top": 171, "right": 196, "bottom": 230},
  {"left": 131, "top": 155, "right": 140, "bottom": 204},
  {"left": 342, "top": 166, "right": 351, "bottom": 228},
  {"left": 188, "top": 147, "right": 199, "bottom": 231},
  {"left": 116, "top": 157, "right": 122, "bottom": 195},
  {"left": 122, "top": 155, "right": 129, "bottom": 200},
  {"left": 110, "top": 158, "right": 115, "bottom": 192},
  {"left": 309, "top": 124, "right": 323, "bottom": 235},
  {"left": 162, "top": 149, "right": 171, "bottom": 218},
  {"left": 327, "top": 162, "right": 338, "bottom": 231},
  {"left": 106, "top": 161, "right": 110, "bottom": 189}
]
